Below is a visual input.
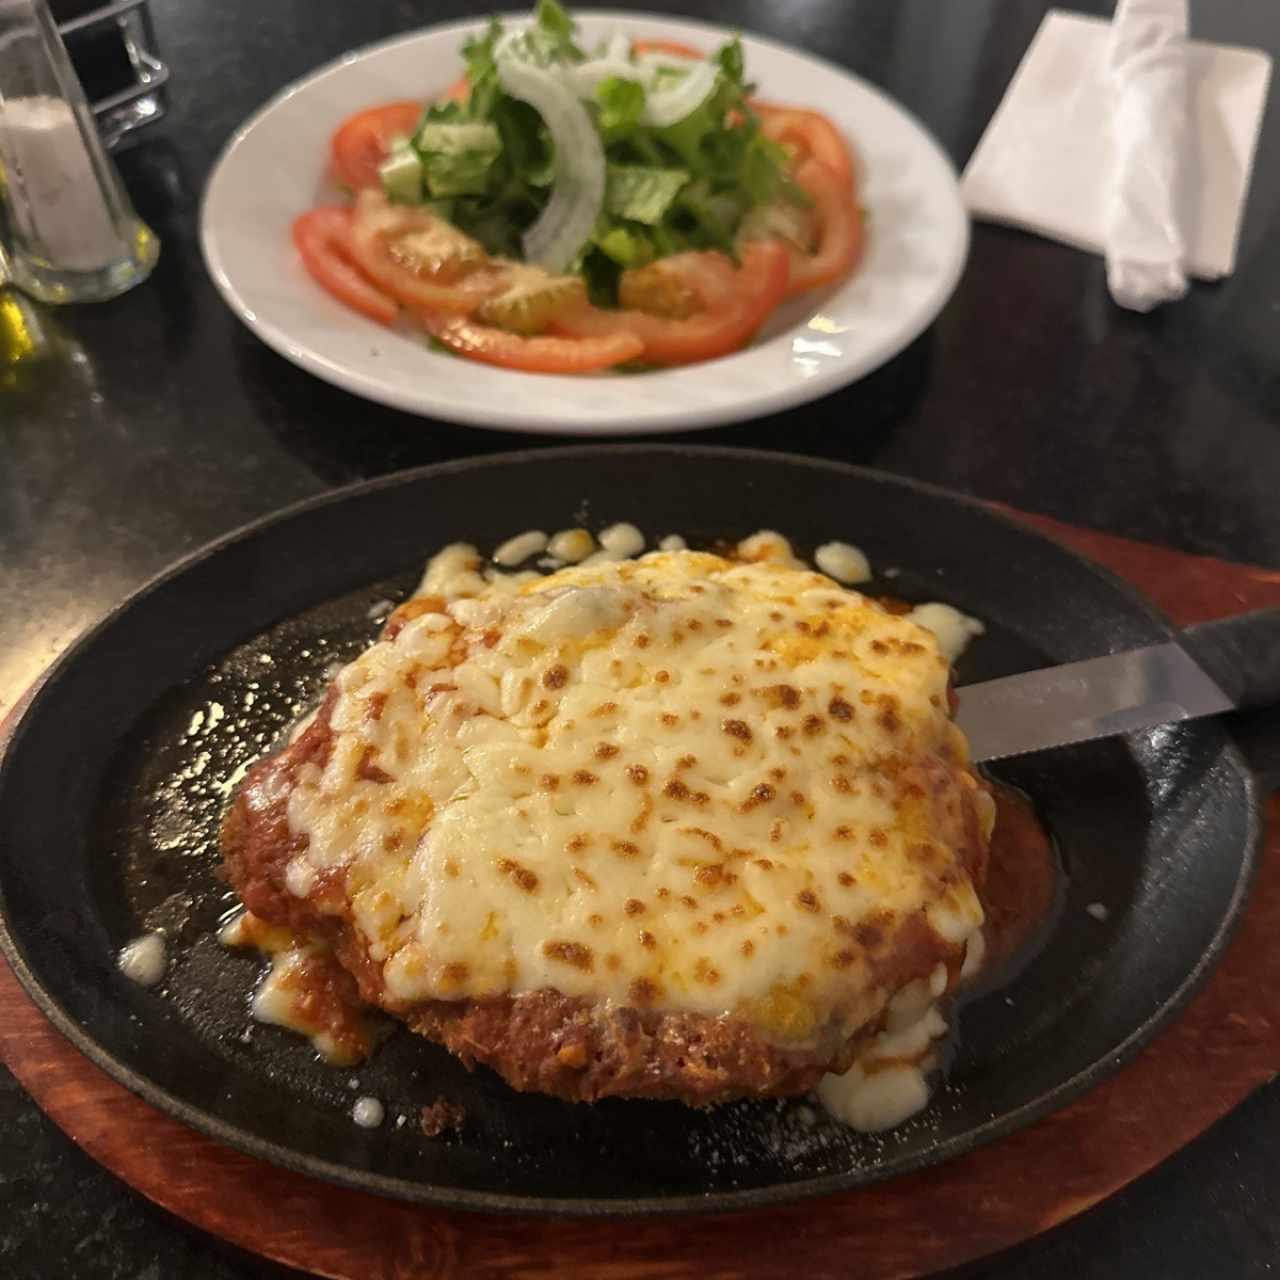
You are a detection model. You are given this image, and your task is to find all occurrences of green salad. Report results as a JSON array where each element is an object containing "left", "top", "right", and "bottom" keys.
[{"left": 376, "top": 0, "right": 804, "bottom": 303}]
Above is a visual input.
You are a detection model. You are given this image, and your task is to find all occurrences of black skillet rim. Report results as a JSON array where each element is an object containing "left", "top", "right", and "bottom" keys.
[{"left": 0, "top": 445, "right": 1262, "bottom": 1217}]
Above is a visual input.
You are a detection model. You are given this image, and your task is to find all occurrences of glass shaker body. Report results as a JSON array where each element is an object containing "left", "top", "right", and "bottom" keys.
[{"left": 0, "top": 0, "right": 157, "bottom": 303}]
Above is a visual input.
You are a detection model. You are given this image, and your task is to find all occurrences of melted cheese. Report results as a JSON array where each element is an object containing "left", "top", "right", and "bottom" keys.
[
  {"left": 907, "top": 602, "right": 985, "bottom": 663},
  {"left": 816, "top": 976, "right": 950, "bottom": 1131},
  {"left": 282, "top": 548, "right": 989, "bottom": 1047},
  {"left": 220, "top": 911, "right": 375, "bottom": 1066},
  {"left": 117, "top": 933, "right": 166, "bottom": 986},
  {"left": 814, "top": 541, "right": 871, "bottom": 585}
]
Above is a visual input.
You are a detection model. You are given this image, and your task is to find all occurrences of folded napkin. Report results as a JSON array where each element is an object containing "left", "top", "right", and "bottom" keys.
[{"left": 961, "top": 6, "right": 1272, "bottom": 311}]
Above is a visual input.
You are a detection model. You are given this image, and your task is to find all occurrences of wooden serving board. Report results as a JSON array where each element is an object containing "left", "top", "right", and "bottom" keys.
[{"left": 2, "top": 513, "right": 1278, "bottom": 1280}]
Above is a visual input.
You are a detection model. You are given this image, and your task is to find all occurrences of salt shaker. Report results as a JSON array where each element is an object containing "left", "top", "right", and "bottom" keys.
[{"left": 0, "top": 0, "right": 157, "bottom": 303}]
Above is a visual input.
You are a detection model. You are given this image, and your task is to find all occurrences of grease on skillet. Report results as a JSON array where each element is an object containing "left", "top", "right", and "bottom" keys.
[{"left": 91, "top": 528, "right": 1060, "bottom": 1166}]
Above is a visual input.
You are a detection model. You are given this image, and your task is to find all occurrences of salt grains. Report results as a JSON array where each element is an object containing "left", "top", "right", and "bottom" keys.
[{"left": 0, "top": 97, "right": 125, "bottom": 271}]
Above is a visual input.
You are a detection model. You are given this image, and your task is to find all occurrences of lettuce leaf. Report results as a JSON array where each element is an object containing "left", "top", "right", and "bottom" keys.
[
  {"left": 397, "top": 11, "right": 801, "bottom": 299},
  {"left": 416, "top": 122, "right": 502, "bottom": 197},
  {"left": 606, "top": 165, "right": 689, "bottom": 224}
]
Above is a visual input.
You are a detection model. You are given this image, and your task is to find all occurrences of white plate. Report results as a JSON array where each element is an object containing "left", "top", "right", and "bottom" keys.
[{"left": 200, "top": 11, "right": 968, "bottom": 436}]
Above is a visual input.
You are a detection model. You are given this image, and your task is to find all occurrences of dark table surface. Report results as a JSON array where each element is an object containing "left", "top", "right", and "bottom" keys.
[{"left": 3, "top": 0, "right": 1278, "bottom": 1275}]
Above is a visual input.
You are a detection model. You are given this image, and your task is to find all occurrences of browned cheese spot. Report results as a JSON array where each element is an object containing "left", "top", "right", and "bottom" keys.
[
  {"left": 594, "top": 742, "right": 620, "bottom": 760},
  {"left": 624, "top": 898, "right": 646, "bottom": 916},
  {"left": 543, "top": 940, "right": 594, "bottom": 971},
  {"left": 877, "top": 695, "right": 902, "bottom": 733},
  {"left": 572, "top": 770, "right": 599, "bottom": 785},
  {"left": 356, "top": 747, "right": 392, "bottom": 784},
  {"left": 587, "top": 913, "right": 604, "bottom": 928},
  {"left": 441, "top": 962, "right": 469, "bottom": 986},
  {"left": 573, "top": 867, "right": 597, "bottom": 890},
  {"left": 542, "top": 664, "right": 569, "bottom": 690},
  {"left": 868, "top": 828, "right": 888, "bottom": 848},
  {"left": 639, "top": 930, "right": 656, "bottom": 950},
  {"left": 741, "top": 782, "right": 775, "bottom": 813},
  {"left": 741, "top": 939, "right": 755, "bottom": 957},
  {"left": 661, "top": 713, "right": 680, "bottom": 727},
  {"left": 655, "top": 670, "right": 671, "bottom": 684},
  {"left": 695, "top": 864, "right": 724, "bottom": 888},
  {"left": 611, "top": 839, "right": 640, "bottom": 858},
  {"left": 629, "top": 976, "right": 663, "bottom": 1006},
  {"left": 686, "top": 827, "right": 723, "bottom": 851},
  {"left": 837, "top": 871, "right": 855, "bottom": 886},
  {"left": 663, "top": 778, "right": 690, "bottom": 800},
  {"left": 592, "top": 701, "right": 619, "bottom": 718},
  {"left": 722, "top": 718, "right": 752, "bottom": 741},
  {"left": 496, "top": 858, "right": 539, "bottom": 893},
  {"left": 720, "top": 691, "right": 742, "bottom": 707},
  {"left": 803, "top": 715, "right": 825, "bottom": 736},
  {"left": 694, "top": 958, "right": 721, "bottom": 985},
  {"left": 626, "top": 764, "right": 649, "bottom": 785},
  {"left": 540, "top": 773, "right": 560, "bottom": 791},
  {"left": 676, "top": 754, "right": 697, "bottom": 769},
  {"left": 796, "top": 889, "right": 821, "bottom": 913},
  {"left": 443, "top": 858, "right": 460, "bottom": 879}
]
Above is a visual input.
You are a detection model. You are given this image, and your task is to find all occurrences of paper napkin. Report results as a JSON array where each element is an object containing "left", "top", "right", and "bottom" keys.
[{"left": 961, "top": 7, "right": 1272, "bottom": 311}]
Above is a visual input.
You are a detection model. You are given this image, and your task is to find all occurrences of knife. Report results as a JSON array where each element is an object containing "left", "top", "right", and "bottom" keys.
[{"left": 956, "top": 607, "right": 1280, "bottom": 762}]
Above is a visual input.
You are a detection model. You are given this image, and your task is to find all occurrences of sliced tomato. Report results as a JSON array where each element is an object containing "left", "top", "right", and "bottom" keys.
[
  {"left": 659, "top": 251, "right": 738, "bottom": 311},
  {"left": 785, "top": 158, "right": 864, "bottom": 298},
  {"left": 630, "top": 38, "right": 703, "bottom": 59},
  {"left": 420, "top": 313, "right": 644, "bottom": 374},
  {"left": 330, "top": 101, "right": 423, "bottom": 191},
  {"left": 618, "top": 250, "right": 738, "bottom": 318},
  {"left": 348, "top": 190, "right": 503, "bottom": 316},
  {"left": 292, "top": 207, "right": 398, "bottom": 326},
  {"left": 753, "top": 102, "right": 856, "bottom": 192},
  {"left": 555, "top": 240, "right": 791, "bottom": 366}
]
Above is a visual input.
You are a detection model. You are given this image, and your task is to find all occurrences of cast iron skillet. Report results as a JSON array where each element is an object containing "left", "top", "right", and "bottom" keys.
[{"left": 0, "top": 446, "right": 1259, "bottom": 1216}]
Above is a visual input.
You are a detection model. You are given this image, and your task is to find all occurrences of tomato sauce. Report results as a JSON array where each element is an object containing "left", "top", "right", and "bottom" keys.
[{"left": 978, "top": 782, "right": 1061, "bottom": 982}]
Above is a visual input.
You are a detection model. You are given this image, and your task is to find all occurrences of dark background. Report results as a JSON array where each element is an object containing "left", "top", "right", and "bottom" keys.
[{"left": 2, "top": 0, "right": 1277, "bottom": 1275}]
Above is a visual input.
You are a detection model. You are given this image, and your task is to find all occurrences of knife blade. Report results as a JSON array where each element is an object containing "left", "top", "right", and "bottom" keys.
[{"left": 956, "top": 641, "right": 1235, "bottom": 762}]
